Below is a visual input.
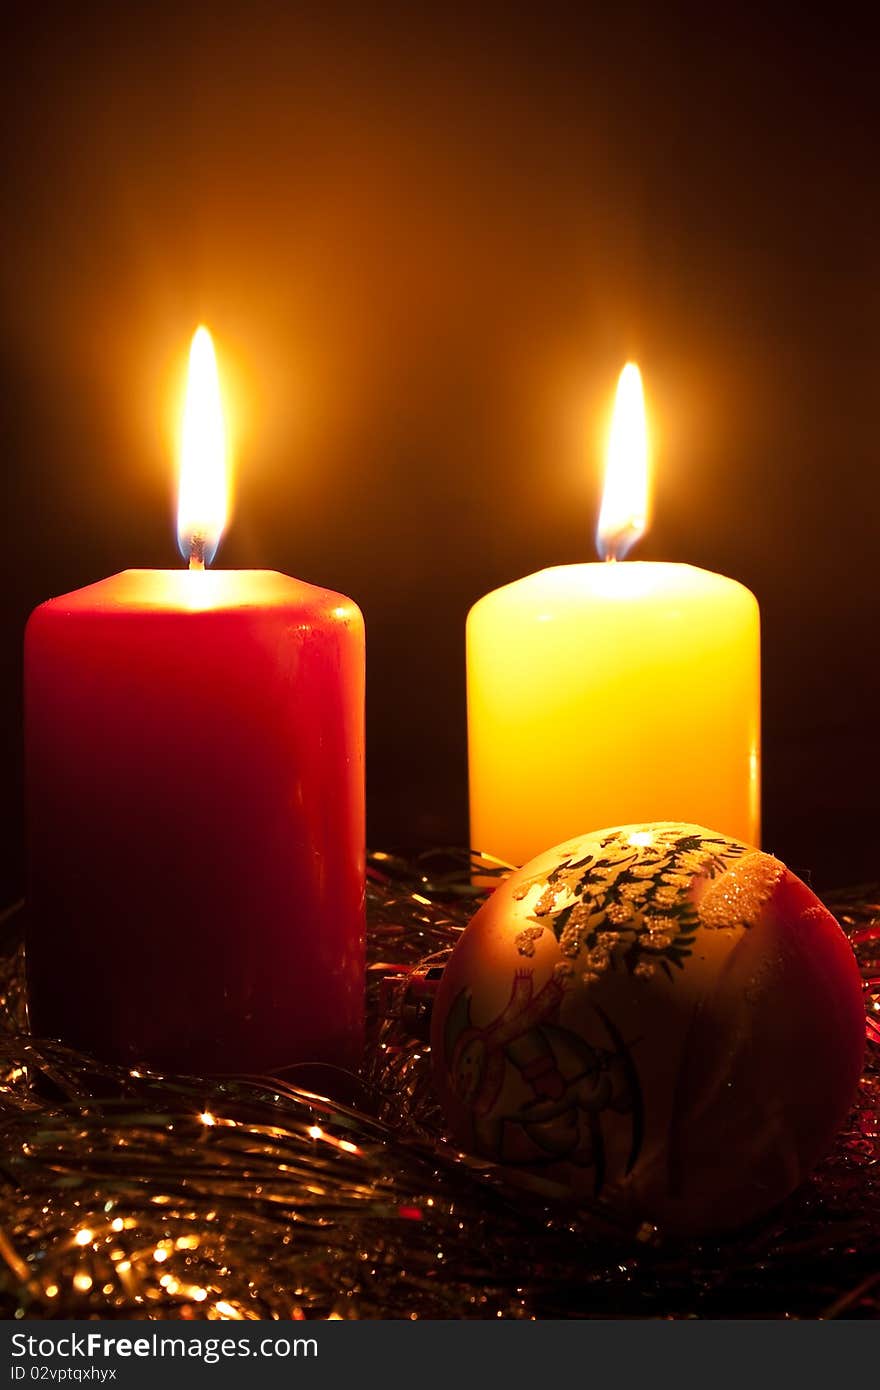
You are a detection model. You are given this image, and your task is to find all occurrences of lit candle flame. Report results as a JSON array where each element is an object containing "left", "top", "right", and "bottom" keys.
[
  {"left": 177, "top": 326, "right": 229, "bottom": 568},
  {"left": 596, "top": 362, "right": 650, "bottom": 561}
]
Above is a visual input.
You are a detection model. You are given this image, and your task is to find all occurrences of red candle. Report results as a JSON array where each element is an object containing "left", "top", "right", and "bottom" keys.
[{"left": 25, "top": 329, "right": 365, "bottom": 1074}]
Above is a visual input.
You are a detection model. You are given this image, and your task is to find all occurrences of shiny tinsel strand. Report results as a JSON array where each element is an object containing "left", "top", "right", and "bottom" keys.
[{"left": 0, "top": 859, "right": 877, "bottom": 1319}]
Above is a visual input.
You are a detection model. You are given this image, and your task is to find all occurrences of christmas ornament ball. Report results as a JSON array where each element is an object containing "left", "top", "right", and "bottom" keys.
[{"left": 431, "top": 823, "right": 865, "bottom": 1235}]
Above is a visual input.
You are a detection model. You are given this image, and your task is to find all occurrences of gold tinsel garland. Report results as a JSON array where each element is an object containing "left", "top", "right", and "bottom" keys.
[{"left": 0, "top": 853, "right": 877, "bottom": 1320}]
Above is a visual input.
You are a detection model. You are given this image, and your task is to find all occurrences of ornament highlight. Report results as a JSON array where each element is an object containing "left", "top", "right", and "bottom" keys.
[{"left": 431, "top": 822, "right": 865, "bottom": 1235}]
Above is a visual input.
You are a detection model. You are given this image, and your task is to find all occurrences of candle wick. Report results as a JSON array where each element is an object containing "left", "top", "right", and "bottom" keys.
[
  {"left": 598, "top": 523, "right": 637, "bottom": 562},
  {"left": 188, "top": 534, "right": 206, "bottom": 572}
]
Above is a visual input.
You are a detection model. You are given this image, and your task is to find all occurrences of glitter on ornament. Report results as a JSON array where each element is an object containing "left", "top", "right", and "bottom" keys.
[{"left": 699, "top": 851, "right": 786, "bottom": 930}]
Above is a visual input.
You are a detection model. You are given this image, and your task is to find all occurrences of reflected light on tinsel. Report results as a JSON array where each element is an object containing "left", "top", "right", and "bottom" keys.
[{"left": 0, "top": 853, "right": 876, "bottom": 1319}]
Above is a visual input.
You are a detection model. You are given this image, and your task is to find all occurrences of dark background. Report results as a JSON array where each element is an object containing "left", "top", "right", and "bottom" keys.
[{"left": 2, "top": 2, "right": 879, "bottom": 898}]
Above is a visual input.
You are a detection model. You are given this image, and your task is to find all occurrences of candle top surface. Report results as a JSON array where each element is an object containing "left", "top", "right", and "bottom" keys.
[
  {"left": 471, "top": 561, "right": 757, "bottom": 616},
  {"left": 33, "top": 570, "right": 361, "bottom": 621}
]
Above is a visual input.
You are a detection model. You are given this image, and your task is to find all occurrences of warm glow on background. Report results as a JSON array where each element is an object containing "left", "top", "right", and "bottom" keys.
[
  {"left": 596, "top": 362, "right": 650, "bottom": 560},
  {"left": 177, "top": 327, "right": 229, "bottom": 567}
]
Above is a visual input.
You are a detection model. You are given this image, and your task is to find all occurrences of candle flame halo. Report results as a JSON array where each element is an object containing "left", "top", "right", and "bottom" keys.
[
  {"left": 596, "top": 362, "right": 650, "bottom": 561},
  {"left": 177, "top": 326, "right": 230, "bottom": 568}
]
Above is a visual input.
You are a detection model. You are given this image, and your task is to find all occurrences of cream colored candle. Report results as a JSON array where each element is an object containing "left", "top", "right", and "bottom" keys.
[{"left": 467, "top": 365, "right": 760, "bottom": 867}]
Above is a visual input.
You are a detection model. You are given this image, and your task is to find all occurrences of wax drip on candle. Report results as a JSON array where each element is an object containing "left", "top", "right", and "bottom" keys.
[{"left": 596, "top": 362, "right": 650, "bottom": 562}]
